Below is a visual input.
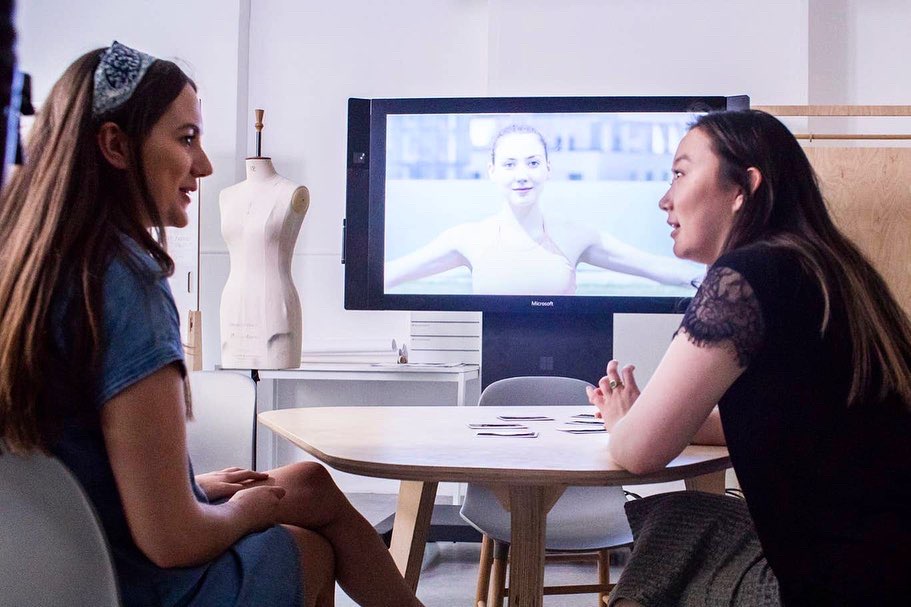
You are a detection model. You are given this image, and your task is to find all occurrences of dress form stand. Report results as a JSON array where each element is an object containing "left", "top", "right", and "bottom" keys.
[{"left": 219, "top": 109, "right": 310, "bottom": 369}]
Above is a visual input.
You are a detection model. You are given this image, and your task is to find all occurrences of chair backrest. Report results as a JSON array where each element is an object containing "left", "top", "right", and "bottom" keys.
[
  {"left": 0, "top": 449, "right": 120, "bottom": 606},
  {"left": 186, "top": 370, "right": 256, "bottom": 473},
  {"left": 479, "top": 375, "right": 594, "bottom": 407}
]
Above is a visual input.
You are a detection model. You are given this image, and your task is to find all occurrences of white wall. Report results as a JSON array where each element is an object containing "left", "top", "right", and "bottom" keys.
[
  {"left": 807, "top": 0, "right": 911, "bottom": 137},
  {"left": 214, "top": 0, "right": 490, "bottom": 365},
  {"left": 487, "top": 0, "right": 807, "bottom": 101},
  {"left": 15, "top": 0, "right": 247, "bottom": 363},
  {"left": 15, "top": 0, "right": 911, "bottom": 382},
  {"left": 16, "top": 0, "right": 246, "bottom": 216}
]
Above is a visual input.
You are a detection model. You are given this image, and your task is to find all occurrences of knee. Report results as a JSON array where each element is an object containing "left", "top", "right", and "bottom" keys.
[{"left": 289, "top": 461, "right": 338, "bottom": 494}]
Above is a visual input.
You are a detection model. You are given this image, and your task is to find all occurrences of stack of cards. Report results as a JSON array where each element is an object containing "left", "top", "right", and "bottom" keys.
[
  {"left": 474, "top": 429, "right": 539, "bottom": 437},
  {"left": 468, "top": 423, "right": 538, "bottom": 437},
  {"left": 556, "top": 424, "right": 607, "bottom": 434},
  {"left": 467, "top": 413, "right": 605, "bottom": 437},
  {"left": 556, "top": 412, "right": 607, "bottom": 433}
]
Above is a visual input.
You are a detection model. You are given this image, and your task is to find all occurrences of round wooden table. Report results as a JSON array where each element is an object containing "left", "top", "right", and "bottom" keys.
[{"left": 259, "top": 405, "right": 731, "bottom": 607}]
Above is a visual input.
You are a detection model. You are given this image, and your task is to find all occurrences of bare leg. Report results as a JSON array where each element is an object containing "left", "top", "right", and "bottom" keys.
[
  {"left": 268, "top": 462, "right": 424, "bottom": 607},
  {"left": 282, "top": 525, "right": 336, "bottom": 607}
]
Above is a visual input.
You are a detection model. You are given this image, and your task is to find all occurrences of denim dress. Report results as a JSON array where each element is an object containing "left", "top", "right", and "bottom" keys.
[{"left": 50, "top": 236, "right": 303, "bottom": 606}]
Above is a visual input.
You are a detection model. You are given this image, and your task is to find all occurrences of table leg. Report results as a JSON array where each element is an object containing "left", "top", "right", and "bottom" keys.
[
  {"left": 684, "top": 470, "right": 726, "bottom": 494},
  {"left": 389, "top": 480, "right": 438, "bottom": 592},
  {"left": 507, "top": 485, "right": 548, "bottom": 607}
]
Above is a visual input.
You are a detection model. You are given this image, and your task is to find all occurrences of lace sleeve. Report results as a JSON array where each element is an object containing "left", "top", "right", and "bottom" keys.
[{"left": 678, "top": 265, "right": 765, "bottom": 368}]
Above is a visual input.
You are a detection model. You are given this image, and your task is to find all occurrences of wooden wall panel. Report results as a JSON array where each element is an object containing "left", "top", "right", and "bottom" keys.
[{"left": 804, "top": 147, "right": 911, "bottom": 315}]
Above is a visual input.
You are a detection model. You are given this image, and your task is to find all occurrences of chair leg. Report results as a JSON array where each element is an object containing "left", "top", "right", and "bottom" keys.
[
  {"left": 475, "top": 534, "right": 494, "bottom": 607},
  {"left": 487, "top": 541, "right": 509, "bottom": 607},
  {"left": 597, "top": 548, "right": 611, "bottom": 606}
]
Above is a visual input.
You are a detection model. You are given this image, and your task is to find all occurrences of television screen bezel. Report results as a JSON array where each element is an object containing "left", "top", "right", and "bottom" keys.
[{"left": 344, "top": 94, "right": 749, "bottom": 314}]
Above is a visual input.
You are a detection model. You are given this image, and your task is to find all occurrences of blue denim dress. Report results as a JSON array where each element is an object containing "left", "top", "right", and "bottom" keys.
[{"left": 50, "top": 236, "right": 302, "bottom": 606}]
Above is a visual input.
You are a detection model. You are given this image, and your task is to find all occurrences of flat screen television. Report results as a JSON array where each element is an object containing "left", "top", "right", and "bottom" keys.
[{"left": 344, "top": 95, "right": 749, "bottom": 384}]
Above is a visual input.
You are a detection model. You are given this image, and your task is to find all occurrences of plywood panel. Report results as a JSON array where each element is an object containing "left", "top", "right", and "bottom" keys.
[
  {"left": 756, "top": 105, "right": 911, "bottom": 116},
  {"left": 804, "top": 147, "right": 911, "bottom": 315}
]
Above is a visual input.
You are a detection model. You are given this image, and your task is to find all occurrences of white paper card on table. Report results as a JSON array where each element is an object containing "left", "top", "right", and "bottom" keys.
[
  {"left": 467, "top": 423, "right": 528, "bottom": 429},
  {"left": 475, "top": 430, "right": 539, "bottom": 438},
  {"left": 556, "top": 425, "right": 608, "bottom": 433},
  {"left": 563, "top": 419, "right": 606, "bottom": 426},
  {"left": 496, "top": 415, "right": 554, "bottom": 421},
  {"left": 571, "top": 412, "right": 598, "bottom": 419}
]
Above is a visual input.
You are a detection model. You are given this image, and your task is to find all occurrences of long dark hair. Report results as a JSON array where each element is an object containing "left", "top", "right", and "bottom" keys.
[
  {"left": 0, "top": 48, "right": 194, "bottom": 453},
  {"left": 695, "top": 109, "right": 911, "bottom": 407}
]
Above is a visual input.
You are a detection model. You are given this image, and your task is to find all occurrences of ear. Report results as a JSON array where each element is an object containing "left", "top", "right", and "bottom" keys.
[
  {"left": 487, "top": 162, "right": 495, "bottom": 179},
  {"left": 732, "top": 167, "right": 763, "bottom": 213},
  {"left": 96, "top": 122, "right": 131, "bottom": 170},
  {"left": 746, "top": 167, "right": 763, "bottom": 195}
]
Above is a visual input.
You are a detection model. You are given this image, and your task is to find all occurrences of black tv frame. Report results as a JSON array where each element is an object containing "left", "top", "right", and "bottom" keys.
[{"left": 343, "top": 94, "right": 749, "bottom": 385}]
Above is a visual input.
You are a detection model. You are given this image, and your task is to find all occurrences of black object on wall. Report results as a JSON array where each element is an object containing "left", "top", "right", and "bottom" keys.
[
  {"left": 1, "top": 0, "right": 17, "bottom": 186},
  {"left": 13, "top": 71, "right": 31, "bottom": 164}
]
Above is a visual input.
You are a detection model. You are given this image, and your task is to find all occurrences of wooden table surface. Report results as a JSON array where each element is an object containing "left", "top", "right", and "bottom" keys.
[{"left": 259, "top": 406, "right": 731, "bottom": 607}]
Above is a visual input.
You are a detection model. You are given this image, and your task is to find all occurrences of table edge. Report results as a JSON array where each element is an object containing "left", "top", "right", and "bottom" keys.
[{"left": 258, "top": 412, "right": 730, "bottom": 486}]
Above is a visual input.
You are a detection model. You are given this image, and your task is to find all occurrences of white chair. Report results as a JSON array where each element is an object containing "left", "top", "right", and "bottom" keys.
[
  {"left": 186, "top": 370, "right": 257, "bottom": 473},
  {"left": 0, "top": 448, "right": 121, "bottom": 606},
  {"left": 459, "top": 376, "right": 634, "bottom": 607}
]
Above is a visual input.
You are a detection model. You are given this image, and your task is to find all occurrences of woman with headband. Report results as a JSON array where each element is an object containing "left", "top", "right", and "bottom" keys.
[{"left": 0, "top": 43, "right": 424, "bottom": 607}]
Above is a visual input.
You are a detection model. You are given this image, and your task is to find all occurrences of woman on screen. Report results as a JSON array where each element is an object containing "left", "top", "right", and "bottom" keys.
[
  {"left": 384, "top": 124, "right": 698, "bottom": 295},
  {"left": 589, "top": 110, "right": 910, "bottom": 605}
]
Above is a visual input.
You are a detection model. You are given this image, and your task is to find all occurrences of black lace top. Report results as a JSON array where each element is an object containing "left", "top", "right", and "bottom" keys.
[
  {"left": 679, "top": 265, "right": 765, "bottom": 368},
  {"left": 679, "top": 243, "right": 911, "bottom": 605}
]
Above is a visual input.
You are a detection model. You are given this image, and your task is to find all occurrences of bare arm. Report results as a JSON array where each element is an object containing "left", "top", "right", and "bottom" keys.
[
  {"left": 384, "top": 227, "right": 469, "bottom": 289},
  {"left": 692, "top": 406, "right": 726, "bottom": 445},
  {"left": 102, "top": 363, "right": 285, "bottom": 568},
  {"left": 590, "top": 264, "right": 762, "bottom": 472},
  {"left": 580, "top": 232, "right": 698, "bottom": 286},
  {"left": 589, "top": 333, "right": 742, "bottom": 474}
]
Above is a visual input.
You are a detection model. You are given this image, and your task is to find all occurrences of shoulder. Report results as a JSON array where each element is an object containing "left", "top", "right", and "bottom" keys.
[
  {"left": 291, "top": 185, "right": 310, "bottom": 214},
  {"left": 679, "top": 245, "right": 778, "bottom": 367},
  {"left": 712, "top": 242, "right": 812, "bottom": 314},
  {"left": 713, "top": 243, "right": 801, "bottom": 288},
  {"left": 99, "top": 238, "right": 183, "bottom": 405},
  {"left": 443, "top": 218, "right": 495, "bottom": 244},
  {"left": 544, "top": 216, "right": 599, "bottom": 248},
  {"left": 218, "top": 180, "right": 247, "bottom": 202},
  {"left": 103, "top": 237, "right": 172, "bottom": 313}
]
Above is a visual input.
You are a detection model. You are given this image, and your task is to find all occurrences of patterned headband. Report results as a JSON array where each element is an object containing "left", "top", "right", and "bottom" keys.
[{"left": 92, "top": 41, "right": 156, "bottom": 118}]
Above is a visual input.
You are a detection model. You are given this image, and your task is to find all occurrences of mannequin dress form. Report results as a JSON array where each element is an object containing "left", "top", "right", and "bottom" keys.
[{"left": 219, "top": 157, "right": 310, "bottom": 368}]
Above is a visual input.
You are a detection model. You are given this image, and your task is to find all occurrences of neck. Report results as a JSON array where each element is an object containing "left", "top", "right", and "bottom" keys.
[
  {"left": 245, "top": 157, "right": 278, "bottom": 181},
  {"left": 502, "top": 202, "right": 545, "bottom": 235}
]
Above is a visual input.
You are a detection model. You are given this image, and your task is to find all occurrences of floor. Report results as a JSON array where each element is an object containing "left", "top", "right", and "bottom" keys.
[{"left": 335, "top": 493, "right": 627, "bottom": 607}]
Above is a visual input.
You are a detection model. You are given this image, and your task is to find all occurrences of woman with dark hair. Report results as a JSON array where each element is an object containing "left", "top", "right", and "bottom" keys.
[
  {"left": 588, "top": 110, "right": 911, "bottom": 605},
  {"left": 0, "top": 43, "right": 424, "bottom": 607}
]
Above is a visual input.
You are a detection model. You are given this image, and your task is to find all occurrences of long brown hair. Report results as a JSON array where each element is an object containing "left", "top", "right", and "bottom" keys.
[
  {"left": 0, "top": 48, "right": 193, "bottom": 453},
  {"left": 695, "top": 109, "right": 911, "bottom": 408}
]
